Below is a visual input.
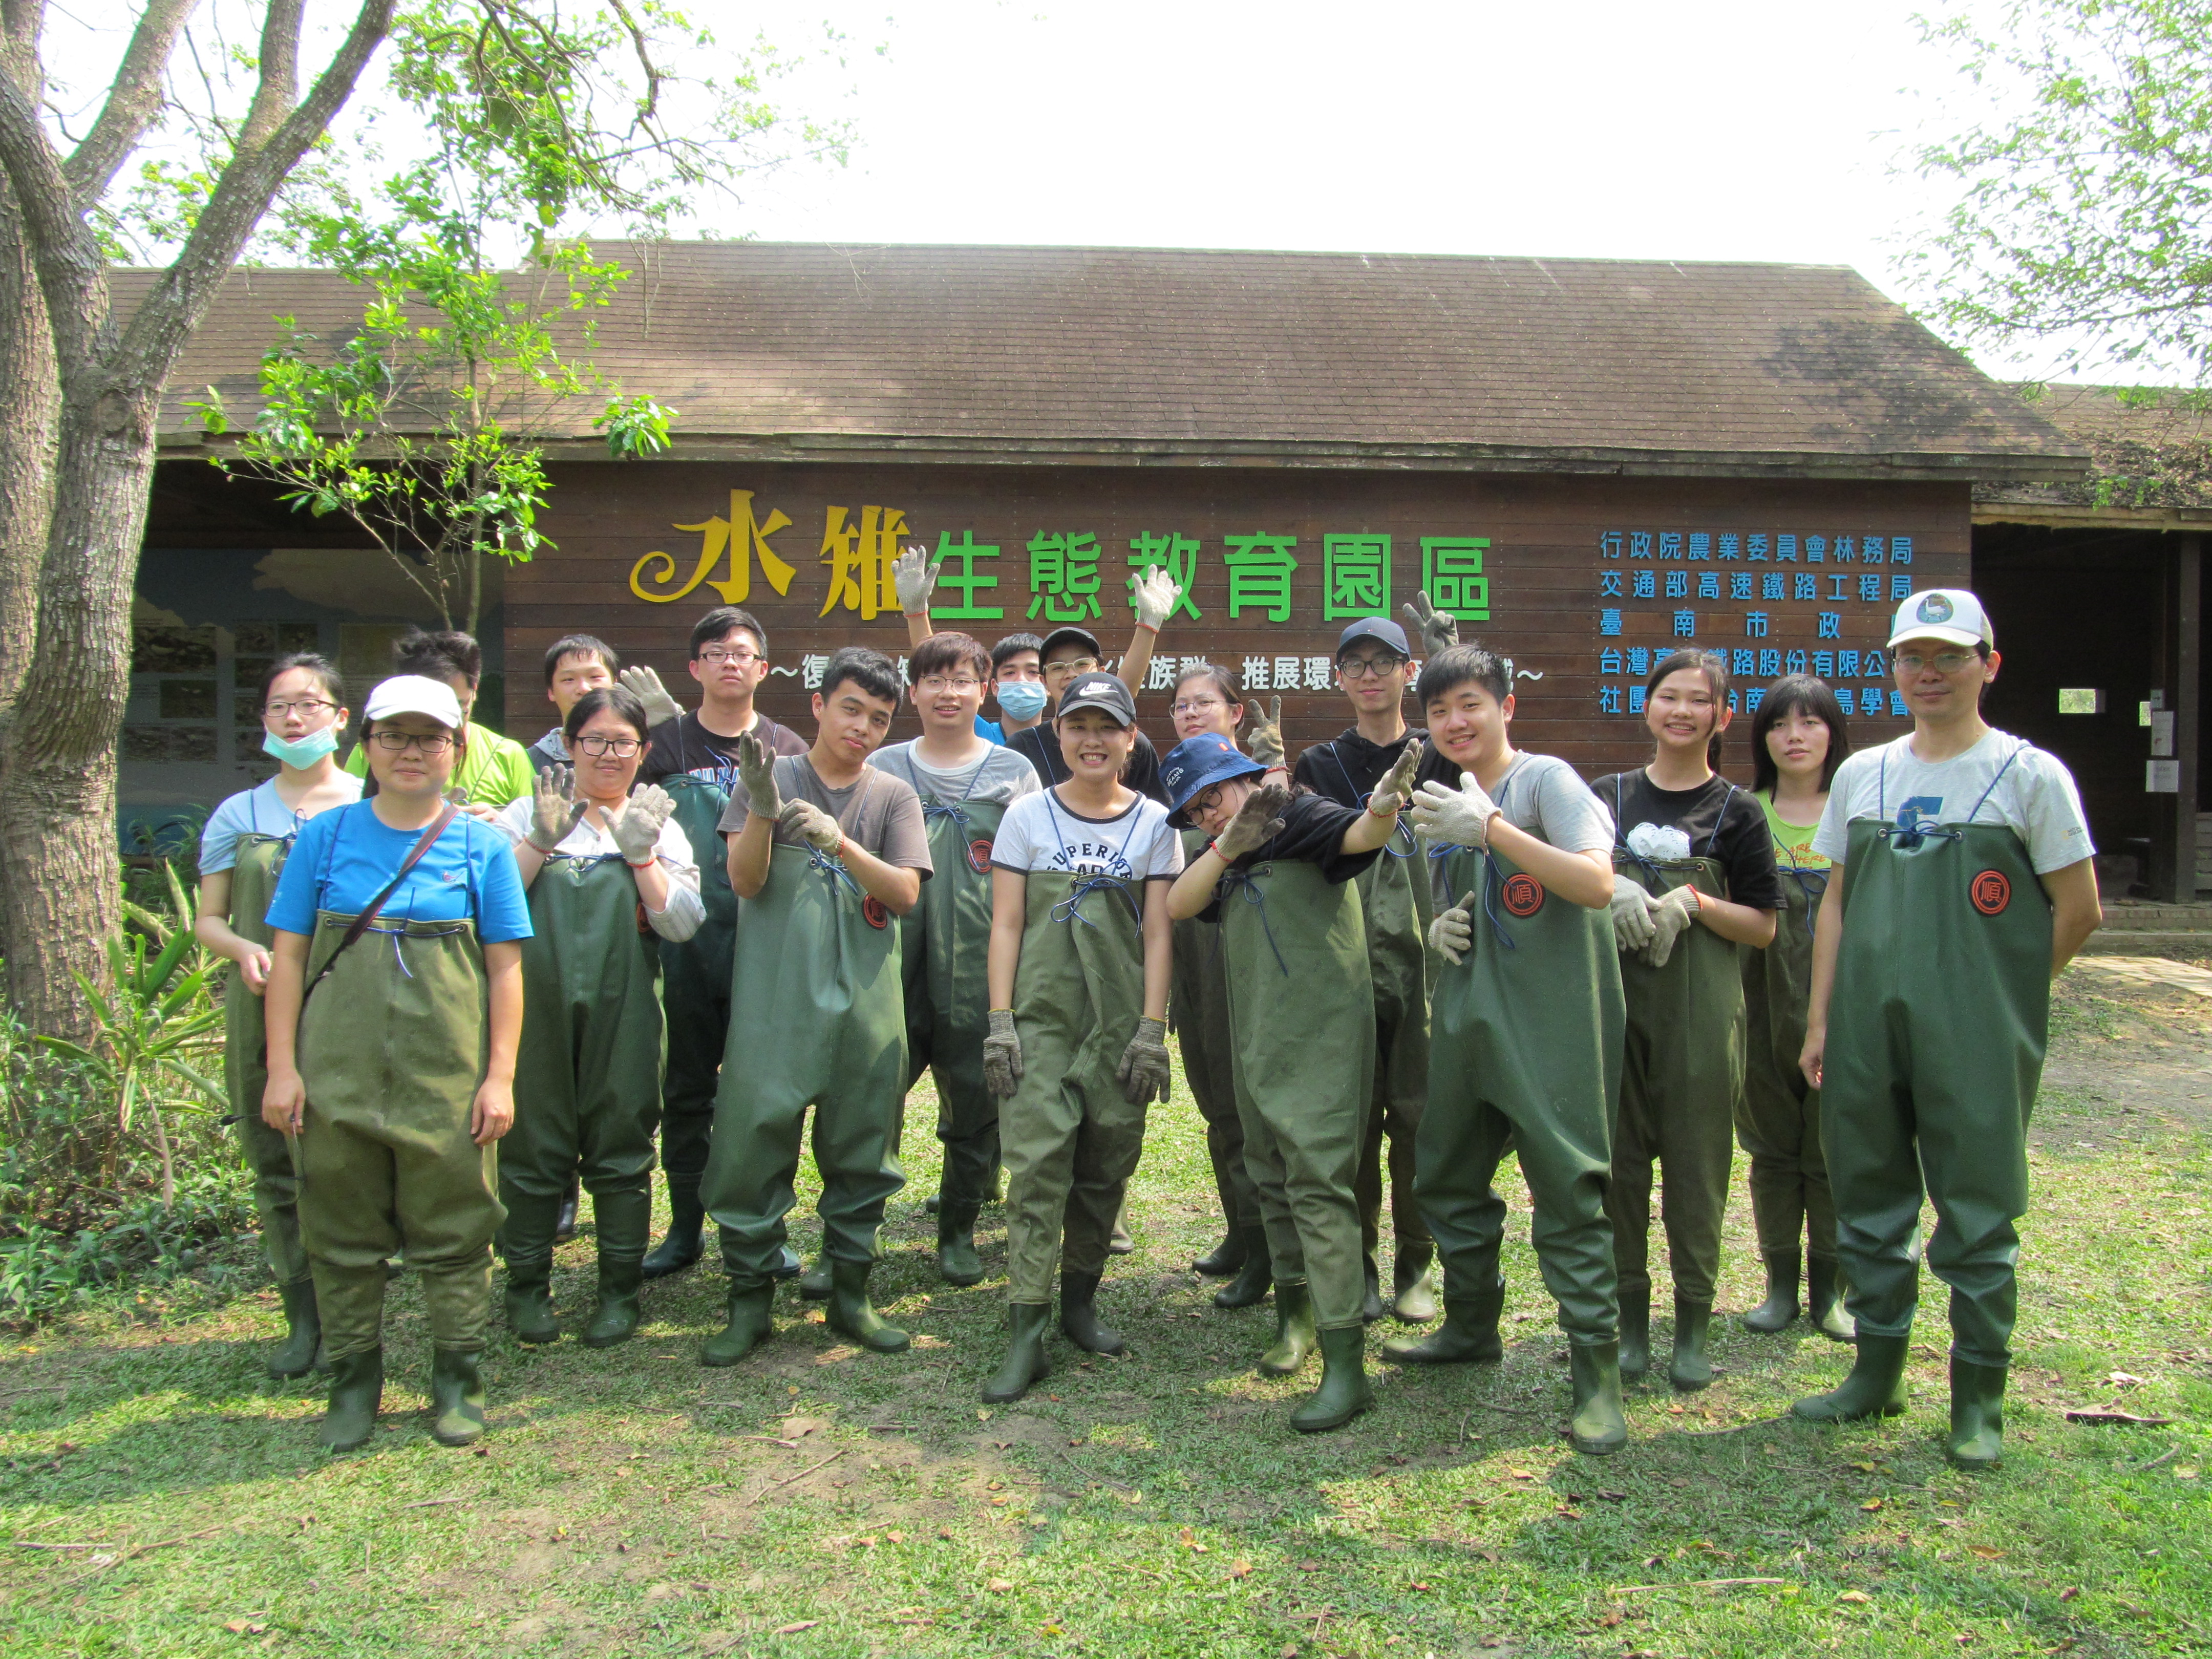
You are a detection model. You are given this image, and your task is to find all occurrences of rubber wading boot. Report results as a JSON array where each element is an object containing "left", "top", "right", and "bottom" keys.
[
  {"left": 641, "top": 1180, "right": 705, "bottom": 1281},
  {"left": 1381, "top": 1280, "right": 1505, "bottom": 1365},
  {"left": 798, "top": 1254, "right": 833, "bottom": 1301},
  {"left": 1290, "top": 1326, "right": 1375, "bottom": 1433},
  {"left": 1193, "top": 1227, "right": 1248, "bottom": 1278},
  {"left": 1360, "top": 1256, "right": 1386, "bottom": 1324},
  {"left": 268, "top": 1277, "right": 324, "bottom": 1379},
  {"left": 1947, "top": 1357, "right": 2008, "bottom": 1469},
  {"left": 554, "top": 1176, "right": 580, "bottom": 1244},
  {"left": 936, "top": 1203, "right": 985, "bottom": 1287},
  {"left": 1807, "top": 1256, "right": 1855, "bottom": 1342},
  {"left": 317, "top": 1349, "right": 382, "bottom": 1452},
  {"left": 1569, "top": 1342, "right": 1629, "bottom": 1454},
  {"left": 1108, "top": 1201, "right": 1134, "bottom": 1256},
  {"left": 1059, "top": 1270, "right": 1125, "bottom": 1355},
  {"left": 1392, "top": 1243, "right": 1440, "bottom": 1324},
  {"left": 1259, "top": 1280, "right": 1318, "bottom": 1376},
  {"left": 1669, "top": 1300, "right": 1715, "bottom": 1392},
  {"left": 983, "top": 1303, "right": 1053, "bottom": 1403},
  {"left": 1213, "top": 1229, "right": 1272, "bottom": 1310},
  {"left": 924, "top": 1193, "right": 941, "bottom": 1215},
  {"left": 700, "top": 1282, "right": 776, "bottom": 1367},
  {"left": 584, "top": 1188, "right": 650, "bottom": 1349},
  {"left": 1619, "top": 1290, "right": 1651, "bottom": 1385},
  {"left": 1792, "top": 1332, "right": 1910, "bottom": 1422},
  {"left": 501, "top": 1190, "right": 563, "bottom": 1345},
  {"left": 1741, "top": 1250, "right": 1802, "bottom": 1333},
  {"left": 826, "top": 1260, "right": 910, "bottom": 1353},
  {"left": 429, "top": 1349, "right": 486, "bottom": 1447}
]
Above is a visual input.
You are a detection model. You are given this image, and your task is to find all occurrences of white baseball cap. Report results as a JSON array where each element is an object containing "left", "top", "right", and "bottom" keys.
[
  {"left": 363, "top": 674, "right": 465, "bottom": 728},
  {"left": 1887, "top": 588, "right": 1993, "bottom": 651}
]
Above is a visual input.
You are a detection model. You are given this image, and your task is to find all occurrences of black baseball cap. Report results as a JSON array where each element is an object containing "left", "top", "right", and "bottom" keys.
[
  {"left": 1335, "top": 617, "right": 1410, "bottom": 658},
  {"left": 1038, "top": 625, "right": 1107, "bottom": 663},
  {"left": 1055, "top": 673, "right": 1136, "bottom": 727}
]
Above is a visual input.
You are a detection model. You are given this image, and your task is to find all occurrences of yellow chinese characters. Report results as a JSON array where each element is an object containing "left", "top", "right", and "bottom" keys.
[{"left": 629, "top": 490, "right": 797, "bottom": 605}]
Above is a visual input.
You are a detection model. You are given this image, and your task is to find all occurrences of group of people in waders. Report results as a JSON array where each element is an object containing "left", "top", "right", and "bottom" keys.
[{"left": 196, "top": 565, "right": 2100, "bottom": 1469}]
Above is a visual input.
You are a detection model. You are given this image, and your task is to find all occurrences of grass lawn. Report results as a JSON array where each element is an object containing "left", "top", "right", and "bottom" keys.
[{"left": 2, "top": 967, "right": 2207, "bottom": 1657}]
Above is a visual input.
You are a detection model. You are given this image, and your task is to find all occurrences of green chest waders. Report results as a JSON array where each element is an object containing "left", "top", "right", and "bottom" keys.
[
  {"left": 295, "top": 909, "right": 501, "bottom": 1359},
  {"left": 700, "top": 842, "right": 907, "bottom": 1288},
  {"left": 1001, "top": 870, "right": 1150, "bottom": 1304},
  {"left": 1825, "top": 810, "right": 2049, "bottom": 1366},
  {"left": 1421, "top": 839, "right": 1625, "bottom": 1342},
  {"left": 1350, "top": 818, "right": 1434, "bottom": 1277},
  {"left": 1608, "top": 850, "right": 1745, "bottom": 1310},
  {"left": 224, "top": 833, "right": 311, "bottom": 1288},
  {"left": 1218, "top": 857, "right": 1374, "bottom": 1332},
  {"left": 1171, "top": 827, "right": 1254, "bottom": 1238},
  {"left": 905, "top": 791, "right": 1010, "bottom": 1209},
  {"left": 1736, "top": 862, "right": 1835, "bottom": 1262},
  {"left": 655, "top": 773, "right": 737, "bottom": 1189}
]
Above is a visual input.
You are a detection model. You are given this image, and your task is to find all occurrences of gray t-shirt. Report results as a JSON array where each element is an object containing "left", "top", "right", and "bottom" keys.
[
  {"left": 717, "top": 754, "right": 934, "bottom": 875},
  {"left": 1813, "top": 730, "right": 2093, "bottom": 875},
  {"left": 869, "top": 740, "right": 1041, "bottom": 810},
  {"left": 1424, "top": 751, "right": 1615, "bottom": 910}
]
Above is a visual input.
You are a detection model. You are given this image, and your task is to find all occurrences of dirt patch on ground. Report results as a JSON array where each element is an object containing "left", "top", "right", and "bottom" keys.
[{"left": 2043, "top": 953, "right": 2212, "bottom": 1138}]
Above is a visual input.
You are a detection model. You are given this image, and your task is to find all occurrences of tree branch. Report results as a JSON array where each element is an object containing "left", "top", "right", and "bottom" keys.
[
  {"left": 0, "top": 36, "right": 112, "bottom": 377},
  {"left": 234, "top": 0, "right": 304, "bottom": 161},
  {"left": 0, "top": 0, "right": 42, "bottom": 97},
  {"left": 60, "top": 0, "right": 201, "bottom": 203}
]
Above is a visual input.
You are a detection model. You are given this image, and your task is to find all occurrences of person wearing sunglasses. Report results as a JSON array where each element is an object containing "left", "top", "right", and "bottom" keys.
[
  {"left": 1795, "top": 589, "right": 2099, "bottom": 1467},
  {"left": 494, "top": 687, "right": 700, "bottom": 1350}
]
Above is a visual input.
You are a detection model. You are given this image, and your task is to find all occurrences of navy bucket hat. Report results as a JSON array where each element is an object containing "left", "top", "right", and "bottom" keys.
[{"left": 1161, "top": 733, "right": 1267, "bottom": 828}]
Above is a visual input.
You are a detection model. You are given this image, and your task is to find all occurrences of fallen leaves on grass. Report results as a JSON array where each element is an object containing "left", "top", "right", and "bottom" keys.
[
  {"left": 1228, "top": 1559, "right": 1252, "bottom": 1579},
  {"left": 987, "top": 1578, "right": 1014, "bottom": 1593},
  {"left": 1838, "top": 1590, "right": 1873, "bottom": 1604},
  {"left": 770, "top": 1621, "right": 818, "bottom": 1635},
  {"left": 1861, "top": 1499, "right": 1884, "bottom": 1512},
  {"left": 1968, "top": 1545, "right": 2006, "bottom": 1560},
  {"left": 223, "top": 1621, "right": 267, "bottom": 1635},
  {"left": 2064, "top": 1408, "right": 2174, "bottom": 1427}
]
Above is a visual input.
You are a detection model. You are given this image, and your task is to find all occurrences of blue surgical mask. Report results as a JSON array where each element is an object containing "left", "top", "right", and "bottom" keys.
[
  {"left": 263, "top": 726, "right": 341, "bottom": 768},
  {"left": 995, "top": 680, "right": 1049, "bottom": 721}
]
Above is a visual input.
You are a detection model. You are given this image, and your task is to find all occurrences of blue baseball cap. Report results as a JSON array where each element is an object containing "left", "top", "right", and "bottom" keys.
[
  {"left": 1335, "top": 616, "right": 1410, "bottom": 658},
  {"left": 1161, "top": 733, "right": 1267, "bottom": 827}
]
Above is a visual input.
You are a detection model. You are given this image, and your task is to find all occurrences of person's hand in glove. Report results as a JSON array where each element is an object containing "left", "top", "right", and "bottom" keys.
[
  {"left": 526, "top": 764, "right": 587, "bottom": 852},
  {"left": 1242, "top": 696, "right": 1286, "bottom": 770},
  {"left": 610, "top": 782, "right": 675, "bottom": 865},
  {"left": 1367, "top": 739, "right": 1424, "bottom": 816},
  {"left": 779, "top": 798, "right": 843, "bottom": 854},
  {"left": 893, "top": 542, "right": 942, "bottom": 617},
  {"left": 1609, "top": 879, "right": 1658, "bottom": 953},
  {"left": 736, "top": 731, "right": 782, "bottom": 819},
  {"left": 618, "top": 666, "right": 682, "bottom": 728},
  {"left": 983, "top": 1008, "right": 1024, "bottom": 1099},
  {"left": 1428, "top": 888, "right": 1477, "bottom": 966},
  {"left": 1640, "top": 883, "right": 1701, "bottom": 968},
  {"left": 1212, "top": 780, "right": 1289, "bottom": 862},
  {"left": 1116, "top": 1015, "right": 1172, "bottom": 1103},
  {"left": 1410, "top": 771, "right": 1500, "bottom": 848},
  {"left": 1401, "top": 591, "right": 1460, "bottom": 660},
  {"left": 1132, "top": 567, "right": 1181, "bottom": 632}
]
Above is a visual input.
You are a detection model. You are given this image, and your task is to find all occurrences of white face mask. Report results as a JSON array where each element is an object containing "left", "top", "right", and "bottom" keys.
[
  {"left": 995, "top": 680, "right": 1049, "bottom": 721},
  {"left": 262, "top": 726, "right": 341, "bottom": 768}
]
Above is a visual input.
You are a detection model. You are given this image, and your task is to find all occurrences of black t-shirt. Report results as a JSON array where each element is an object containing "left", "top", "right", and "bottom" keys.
[
  {"left": 1590, "top": 770, "right": 1783, "bottom": 910},
  {"left": 641, "top": 711, "right": 807, "bottom": 786},
  {"left": 1199, "top": 792, "right": 1378, "bottom": 927},
  {"left": 1292, "top": 726, "right": 1430, "bottom": 806},
  {"left": 1008, "top": 723, "right": 1169, "bottom": 805}
]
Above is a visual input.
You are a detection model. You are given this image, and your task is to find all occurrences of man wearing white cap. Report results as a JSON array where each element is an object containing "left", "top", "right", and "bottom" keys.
[{"left": 1794, "top": 589, "right": 2100, "bottom": 1467}]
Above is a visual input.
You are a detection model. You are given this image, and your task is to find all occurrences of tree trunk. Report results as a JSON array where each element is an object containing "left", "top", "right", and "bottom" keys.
[{"left": 0, "top": 168, "right": 56, "bottom": 727}]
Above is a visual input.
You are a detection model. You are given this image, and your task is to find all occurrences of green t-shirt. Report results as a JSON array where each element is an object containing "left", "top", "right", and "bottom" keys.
[
  {"left": 343, "top": 719, "right": 536, "bottom": 807},
  {"left": 1757, "top": 789, "right": 1831, "bottom": 873}
]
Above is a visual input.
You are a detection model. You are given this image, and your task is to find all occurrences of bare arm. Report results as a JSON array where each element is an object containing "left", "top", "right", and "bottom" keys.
[
  {"left": 1694, "top": 890, "right": 1779, "bottom": 949},
  {"left": 728, "top": 806, "right": 776, "bottom": 899},
  {"left": 988, "top": 866, "right": 1027, "bottom": 1009},
  {"left": 260, "top": 930, "right": 312, "bottom": 1133},
  {"left": 841, "top": 837, "right": 924, "bottom": 917},
  {"left": 509, "top": 840, "right": 548, "bottom": 889},
  {"left": 1339, "top": 801, "right": 1400, "bottom": 856},
  {"left": 195, "top": 871, "right": 273, "bottom": 992},
  {"left": 1116, "top": 623, "right": 1159, "bottom": 696},
  {"left": 1484, "top": 823, "right": 1615, "bottom": 909},
  {"left": 2040, "top": 857, "right": 2102, "bottom": 976},
  {"left": 905, "top": 611, "right": 933, "bottom": 650},
  {"left": 1140, "top": 879, "right": 1173, "bottom": 1021},
  {"left": 626, "top": 850, "right": 671, "bottom": 913},
  {"left": 1799, "top": 861, "right": 1848, "bottom": 1090},
  {"left": 473, "top": 940, "right": 523, "bottom": 1146},
  {"left": 1168, "top": 843, "right": 1223, "bottom": 921}
]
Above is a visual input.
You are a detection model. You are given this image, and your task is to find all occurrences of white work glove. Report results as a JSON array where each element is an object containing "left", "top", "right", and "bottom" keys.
[
  {"left": 779, "top": 798, "right": 843, "bottom": 854},
  {"left": 1401, "top": 592, "right": 1459, "bottom": 660},
  {"left": 1428, "top": 888, "right": 1476, "bottom": 966},
  {"left": 1610, "top": 880, "right": 1658, "bottom": 953},
  {"left": 526, "top": 765, "right": 587, "bottom": 853},
  {"left": 1242, "top": 696, "right": 1285, "bottom": 770},
  {"left": 610, "top": 782, "right": 675, "bottom": 865},
  {"left": 983, "top": 1008, "right": 1024, "bottom": 1099},
  {"left": 1641, "top": 883, "right": 1701, "bottom": 969},
  {"left": 1115, "top": 1015, "right": 1172, "bottom": 1104},
  {"left": 618, "top": 666, "right": 682, "bottom": 728},
  {"left": 736, "top": 731, "right": 782, "bottom": 818},
  {"left": 893, "top": 542, "right": 942, "bottom": 616},
  {"left": 1409, "top": 772, "right": 1500, "bottom": 848},
  {"left": 1367, "top": 740, "right": 1424, "bottom": 817},
  {"left": 1132, "top": 566, "right": 1181, "bottom": 632},
  {"left": 1212, "top": 780, "right": 1289, "bottom": 863}
]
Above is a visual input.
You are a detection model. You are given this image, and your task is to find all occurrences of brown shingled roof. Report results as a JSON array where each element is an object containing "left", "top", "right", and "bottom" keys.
[{"left": 138, "top": 241, "right": 2087, "bottom": 482}]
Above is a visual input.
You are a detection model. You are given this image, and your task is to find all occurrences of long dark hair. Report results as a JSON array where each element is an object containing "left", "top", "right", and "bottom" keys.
[
  {"left": 1645, "top": 649, "right": 1731, "bottom": 771},
  {"left": 1749, "top": 675, "right": 1851, "bottom": 795}
]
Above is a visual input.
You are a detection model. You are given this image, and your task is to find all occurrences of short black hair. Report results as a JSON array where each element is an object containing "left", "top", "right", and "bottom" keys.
[
  {"left": 819, "top": 646, "right": 903, "bottom": 708},
  {"left": 1750, "top": 675, "right": 1852, "bottom": 794},
  {"left": 393, "top": 627, "right": 482, "bottom": 687},
  {"left": 991, "top": 632, "right": 1044, "bottom": 672},
  {"left": 543, "top": 633, "right": 618, "bottom": 686},
  {"left": 563, "top": 685, "right": 652, "bottom": 745},
  {"left": 1416, "top": 645, "right": 1511, "bottom": 710},
  {"left": 258, "top": 652, "right": 344, "bottom": 709},
  {"left": 910, "top": 632, "right": 991, "bottom": 683},
  {"left": 690, "top": 607, "right": 767, "bottom": 659}
]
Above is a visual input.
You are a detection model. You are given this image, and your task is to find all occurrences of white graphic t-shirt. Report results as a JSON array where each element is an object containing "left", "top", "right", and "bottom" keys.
[{"left": 991, "top": 788, "right": 1184, "bottom": 882}]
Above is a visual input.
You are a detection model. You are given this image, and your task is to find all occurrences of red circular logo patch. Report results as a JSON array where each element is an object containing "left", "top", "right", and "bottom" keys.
[
  {"left": 1501, "top": 873, "right": 1546, "bottom": 918},
  {"left": 967, "top": 837, "right": 994, "bottom": 876},
  {"left": 862, "top": 896, "right": 891, "bottom": 930},
  {"left": 1970, "top": 869, "right": 2011, "bottom": 916}
]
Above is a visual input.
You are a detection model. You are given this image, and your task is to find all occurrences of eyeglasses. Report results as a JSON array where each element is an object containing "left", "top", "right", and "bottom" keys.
[
  {"left": 574, "top": 735, "right": 642, "bottom": 757},
  {"left": 1894, "top": 650, "right": 1977, "bottom": 675},
  {"left": 1187, "top": 784, "right": 1227, "bottom": 819},
  {"left": 699, "top": 647, "right": 762, "bottom": 667},
  {"left": 1171, "top": 697, "right": 1228, "bottom": 716},
  {"left": 264, "top": 698, "right": 336, "bottom": 717},
  {"left": 916, "top": 676, "right": 984, "bottom": 694},
  {"left": 371, "top": 730, "right": 455, "bottom": 754},
  {"left": 1336, "top": 654, "right": 1406, "bottom": 680},
  {"left": 1044, "top": 656, "right": 1099, "bottom": 678}
]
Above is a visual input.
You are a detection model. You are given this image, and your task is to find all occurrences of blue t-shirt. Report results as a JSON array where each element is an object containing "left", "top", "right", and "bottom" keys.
[
  {"left": 266, "top": 802, "right": 533, "bottom": 942},
  {"left": 974, "top": 715, "right": 1006, "bottom": 746},
  {"left": 199, "top": 777, "right": 363, "bottom": 874}
]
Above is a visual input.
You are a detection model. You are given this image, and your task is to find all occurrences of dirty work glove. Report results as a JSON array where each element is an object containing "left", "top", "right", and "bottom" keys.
[
  {"left": 1401, "top": 592, "right": 1459, "bottom": 660},
  {"left": 1428, "top": 889, "right": 1477, "bottom": 966},
  {"left": 618, "top": 666, "right": 682, "bottom": 728},
  {"left": 1640, "top": 883, "right": 1701, "bottom": 969},
  {"left": 1116, "top": 1015, "right": 1172, "bottom": 1104},
  {"left": 1132, "top": 567, "right": 1181, "bottom": 632},
  {"left": 893, "top": 543, "right": 942, "bottom": 616},
  {"left": 1367, "top": 739, "right": 1424, "bottom": 817},
  {"left": 983, "top": 1008, "right": 1024, "bottom": 1100},
  {"left": 611, "top": 782, "right": 675, "bottom": 864},
  {"left": 526, "top": 765, "right": 587, "bottom": 852},
  {"left": 736, "top": 731, "right": 782, "bottom": 819},
  {"left": 1410, "top": 772, "right": 1500, "bottom": 848},
  {"left": 1213, "top": 780, "right": 1289, "bottom": 863},
  {"left": 1242, "top": 696, "right": 1286, "bottom": 770},
  {"left": 779, "top": 798, "right": 843, "bottom": 854},
  {"left": 1610, "top": 879, "right": 1658, "bottom": 953}
]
